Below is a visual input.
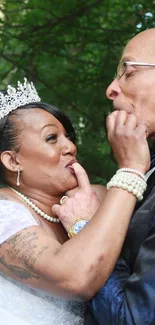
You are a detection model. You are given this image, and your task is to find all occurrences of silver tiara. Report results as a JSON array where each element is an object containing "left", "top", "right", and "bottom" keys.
[{"left": 0, "top": 77, "right": 41, "bottom": 120}]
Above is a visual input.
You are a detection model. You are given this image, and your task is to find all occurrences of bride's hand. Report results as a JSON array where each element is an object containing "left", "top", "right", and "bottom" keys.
[
  {"left": 106, "top": 110, "right": 150, "bottom": 173},
  {"left": 52, "top": 163, "right": 100, "bottom": 231}
]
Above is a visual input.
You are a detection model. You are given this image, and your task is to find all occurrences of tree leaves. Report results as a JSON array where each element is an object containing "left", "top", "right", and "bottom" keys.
[{"left": 0, "top": 0, "right": 155, "bottom": 182}]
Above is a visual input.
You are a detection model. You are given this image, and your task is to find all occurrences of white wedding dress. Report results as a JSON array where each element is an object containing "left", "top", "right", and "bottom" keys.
[{"left": 0, "top": 200, "right": 85, "bottom": 325}]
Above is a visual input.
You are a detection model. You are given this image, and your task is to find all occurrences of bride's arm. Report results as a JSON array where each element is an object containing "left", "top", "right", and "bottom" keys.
[{"left": 92, "top": 184, "right": 107, "bottom": 201}]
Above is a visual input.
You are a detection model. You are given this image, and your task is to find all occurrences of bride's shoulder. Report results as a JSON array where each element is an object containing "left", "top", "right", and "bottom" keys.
[
  {"left": 0, "top": 187, "right": 18, "bottom": 201},
  {"left": 0, "top": 187, "right": 10, "bottom": 200},
  {"left": 0, "top": 188, "right": 24, "bottom": 206}
]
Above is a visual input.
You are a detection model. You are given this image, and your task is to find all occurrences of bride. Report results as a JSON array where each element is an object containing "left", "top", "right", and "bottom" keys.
[{"left": 0, "top": 78, "right": 149, "bottom": 324}]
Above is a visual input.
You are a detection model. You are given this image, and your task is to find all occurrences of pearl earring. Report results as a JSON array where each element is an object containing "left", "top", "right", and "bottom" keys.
[{"left": 16, "top": 169, "right": 20, "bottom": 186}]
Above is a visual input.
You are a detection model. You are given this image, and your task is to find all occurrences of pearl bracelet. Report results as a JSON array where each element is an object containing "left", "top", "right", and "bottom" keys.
[
  {"left": 107, "top": 171, "right": 147, "bottom": 201},
  {"left": 117, "top": 168, "right": 147, "bottom": 181}
]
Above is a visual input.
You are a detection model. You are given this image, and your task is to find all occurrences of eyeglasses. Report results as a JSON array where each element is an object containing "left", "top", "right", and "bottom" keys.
[{"left": 116, "top": 61, "right": 155, "bottom": 79}]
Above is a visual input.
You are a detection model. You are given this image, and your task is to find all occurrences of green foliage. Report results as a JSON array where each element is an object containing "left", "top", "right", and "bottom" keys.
[{"left": 0, "top": 0, "right": 155, "bottom": 182}]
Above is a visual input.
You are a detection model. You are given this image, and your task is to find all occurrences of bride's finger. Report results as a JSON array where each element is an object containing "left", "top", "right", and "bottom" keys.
[
  {"left": 125, "top": 113, "right": 137, "bottom": 129},
  {"left": 115, "top": 110, "right": 128, "bottom": 129},
  {"left": 106, "top": 110, "right": 119, "bottom": 138}
]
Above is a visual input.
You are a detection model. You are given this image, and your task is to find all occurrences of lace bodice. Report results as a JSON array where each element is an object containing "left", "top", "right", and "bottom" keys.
[
  {"left": 0, "top": 200, "right": 38, "bottom": 244},
  {"left": 0, "top": 200, "right": 84, "bottom": 324}
]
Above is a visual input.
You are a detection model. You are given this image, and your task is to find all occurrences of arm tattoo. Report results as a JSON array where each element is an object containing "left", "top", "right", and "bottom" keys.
[
  {"left": 0, "top": 255, "right": 39, "bottom": 279},
  {"left": 0, "top": 231, "right": 49, "bottom": 280}
]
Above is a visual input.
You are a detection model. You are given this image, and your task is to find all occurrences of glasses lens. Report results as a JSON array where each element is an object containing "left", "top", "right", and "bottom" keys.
[{"left": 117, "top": 61, "right": 127, "bottom": 79}]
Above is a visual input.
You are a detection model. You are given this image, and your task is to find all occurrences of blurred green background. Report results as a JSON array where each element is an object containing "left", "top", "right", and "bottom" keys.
[{"left": 0, "top": 0, "right": 155, "bottom": 183}]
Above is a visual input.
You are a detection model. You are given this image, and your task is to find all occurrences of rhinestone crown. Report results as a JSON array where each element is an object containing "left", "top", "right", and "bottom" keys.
[{"left": 0, "top": 78, "right": 41, "bottom": 119}]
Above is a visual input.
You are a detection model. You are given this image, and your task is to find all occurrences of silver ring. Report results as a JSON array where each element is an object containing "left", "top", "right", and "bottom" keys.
[{"left": 60, "top": 195, "right": 68, "bottom": 205}]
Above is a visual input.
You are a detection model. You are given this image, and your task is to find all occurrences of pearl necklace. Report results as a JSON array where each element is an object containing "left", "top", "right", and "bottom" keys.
[{"left": 9, "top": 187, "right": 60, "bottom": 223}]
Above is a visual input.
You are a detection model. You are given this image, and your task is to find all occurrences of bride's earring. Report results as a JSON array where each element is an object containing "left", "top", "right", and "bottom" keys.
[{"left": 16, "top": 169, "right": 21, "bottom": 186}]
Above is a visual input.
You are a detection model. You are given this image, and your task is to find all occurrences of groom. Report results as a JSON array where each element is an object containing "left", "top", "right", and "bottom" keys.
[{"left": 88, "top": 28, "right": 155, "bottom": 324}]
